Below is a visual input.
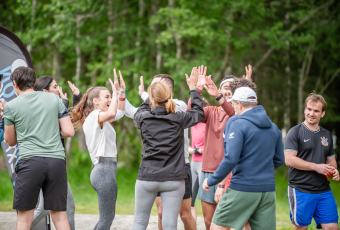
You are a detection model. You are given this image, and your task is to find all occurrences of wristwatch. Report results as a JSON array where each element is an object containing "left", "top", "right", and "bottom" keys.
[
  {"left": 215, "top": 93, "right": 223, "bottom": 101},
  {"left": 218, "top": 183, "right": 224, "bottom": 189}
]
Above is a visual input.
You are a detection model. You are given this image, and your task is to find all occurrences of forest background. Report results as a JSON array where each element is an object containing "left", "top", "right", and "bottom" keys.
[{"left": 0, "top": 0, "right": 340, "bottom": 229}]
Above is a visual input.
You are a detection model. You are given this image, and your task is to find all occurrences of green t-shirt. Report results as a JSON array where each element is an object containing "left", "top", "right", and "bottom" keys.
[{"left": 4, "top": 91, "right": 69, "bottom": 160}]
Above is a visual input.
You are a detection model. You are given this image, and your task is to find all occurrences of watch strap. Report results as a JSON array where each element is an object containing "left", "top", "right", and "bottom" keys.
[{"left": 215, "top": 93, "right": 223, "bottom": 101}]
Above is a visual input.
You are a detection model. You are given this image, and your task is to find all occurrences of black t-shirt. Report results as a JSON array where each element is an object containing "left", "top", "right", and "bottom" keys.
[{"left": 284, "top": 123, "right": 335, "bottom": 194}]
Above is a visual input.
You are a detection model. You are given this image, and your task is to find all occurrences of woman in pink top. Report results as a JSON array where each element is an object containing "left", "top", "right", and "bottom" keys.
[{"left": 189, "top": 99, "right": 208, "bottom": 221}]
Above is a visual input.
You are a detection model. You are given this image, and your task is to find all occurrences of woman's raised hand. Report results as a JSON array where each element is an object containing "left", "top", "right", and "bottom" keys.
[
  {"left": 113, "top": 69, "right": 120, "bottom": 91},
  {"left": 58, "top": 86, "right": 67, "bottom": 99},
  {"left": 109, "top": 78, "right": 117, "bottom": 96},
  {"left": 138, "top": 76, "right": 144, "bottom": 96},
  {"left": 118, "top": 70, "right": 126, "bottom": 92},
  {"left": 197, "top": 65, "right": 207, "bottom": 88},
  {"left": 67, "top": 81, "right": 80, "bottom": 96},
  {"left": 185, "top": 67, "right": 198, "bottom": 91}
]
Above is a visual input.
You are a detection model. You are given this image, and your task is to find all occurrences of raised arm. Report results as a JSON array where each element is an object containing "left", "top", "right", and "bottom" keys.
[
  {"left": 98, "top": 78, "right": 118, "bottom": 124},
  {"left": 205, "top": 76, "right": 235, "bottom": 117},
  {"left": 68, "top": 81, "right": 82, "bottom": 107},
  {"left": 180, "top": 68, "right": 205, "bottom": 128},
  {"left": 111, "top": 69, "right": 126, "bottom": 122}
]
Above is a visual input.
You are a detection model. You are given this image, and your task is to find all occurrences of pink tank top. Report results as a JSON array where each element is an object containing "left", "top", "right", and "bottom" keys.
[{"left": 191, "top": 122, "right": 206, "bottom": 162}]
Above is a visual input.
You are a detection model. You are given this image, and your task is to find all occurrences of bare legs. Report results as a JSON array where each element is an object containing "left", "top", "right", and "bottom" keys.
[
  {"left": 201, "top": 201, "right": 217, "bottom": 230},
  {"left": 16, "top": 210, "right": 70, "bottom": 230}
]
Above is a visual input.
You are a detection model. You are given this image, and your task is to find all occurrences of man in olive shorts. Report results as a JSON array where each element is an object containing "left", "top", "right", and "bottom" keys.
[{"left": 203, "top": 87, "right": 285, "bottom": 230}]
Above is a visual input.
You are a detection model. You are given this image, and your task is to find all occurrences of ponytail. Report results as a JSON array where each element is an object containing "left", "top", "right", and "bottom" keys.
[
  {"left": 70, "top": 86, "right": 107, "bottom": 130},
  {"left": 165, "top": 99, "right": 176, "bottom": 113},
  {"left": 147, "top": 82, "right": 176, "bottom": 113}
]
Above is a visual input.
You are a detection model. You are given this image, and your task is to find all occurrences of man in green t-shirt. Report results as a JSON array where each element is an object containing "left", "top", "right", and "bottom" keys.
[{"left": 3, "top": 67, "right": 75, "bottom": 230}]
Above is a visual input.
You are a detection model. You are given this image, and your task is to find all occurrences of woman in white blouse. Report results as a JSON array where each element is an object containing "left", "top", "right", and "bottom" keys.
[{"left": 70, "top": 69, "right": 126, "bottom": 230}]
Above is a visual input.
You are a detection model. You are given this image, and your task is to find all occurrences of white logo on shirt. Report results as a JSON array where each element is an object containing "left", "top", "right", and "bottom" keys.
[
  {"left": 304, "top": 139, "right": 310, "bottom": 142},
  {"left": 229, "top": 132, "right": 234, "bottom": 139}
]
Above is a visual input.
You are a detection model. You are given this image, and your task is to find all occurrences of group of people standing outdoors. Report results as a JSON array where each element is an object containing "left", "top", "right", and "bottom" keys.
[{"left": 0, "top": 63, "right": 339, "bottom": 230}]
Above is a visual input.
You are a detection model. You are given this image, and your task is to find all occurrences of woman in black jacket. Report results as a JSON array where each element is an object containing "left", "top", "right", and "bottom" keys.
[{"left": 132, "top": 69, "right": 205, "bottom": 230}]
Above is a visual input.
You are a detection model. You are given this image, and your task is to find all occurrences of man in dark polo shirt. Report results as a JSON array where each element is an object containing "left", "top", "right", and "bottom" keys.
[{"left": 285, "top": 93, "right": 339, "bottom": 230}]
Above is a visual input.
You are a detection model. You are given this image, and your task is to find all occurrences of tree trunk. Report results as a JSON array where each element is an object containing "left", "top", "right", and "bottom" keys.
[
  {"left": 77, "top": 127, "right": 87, "bottom": 152},
  {"left": 27, "top": 0, "right": 36, "bottom": 53},
  {"left": 214, "top": 11, "right": 233, "bottom": 82},
  {"left": 75, "top": 19, "right": 82, "bottom": 86},
  {"left": 106, "top": 0, "right": 116, "bottom": 76},
  {"left": 52, "top": 42, "right": 62, "bottom": 82},
  {"left": 297, "top": 47, "right": 311, "bottom": 124},
  {"left": 133, "top": 0, "right": 144, "bottom": 83},
  {"left": 283, "top": 0, "right": 291, "bottom": 138}
]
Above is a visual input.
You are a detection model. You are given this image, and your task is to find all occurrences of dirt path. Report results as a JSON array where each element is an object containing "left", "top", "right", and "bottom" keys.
[{"left": 0, "top": 211, "right": 206, "bottom": 230}]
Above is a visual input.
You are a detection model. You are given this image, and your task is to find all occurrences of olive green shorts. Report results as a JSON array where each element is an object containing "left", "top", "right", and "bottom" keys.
[{"left": 212, "top": 188, "right": 276, "bottom": 230}]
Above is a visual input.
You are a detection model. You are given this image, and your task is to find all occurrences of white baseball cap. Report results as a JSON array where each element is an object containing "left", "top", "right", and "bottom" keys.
[{"left": 232, "top": 87, "right": 257, "bottom": 102}]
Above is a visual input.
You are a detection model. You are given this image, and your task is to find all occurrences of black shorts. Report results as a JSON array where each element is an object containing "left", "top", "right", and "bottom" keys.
[
  {"left": 13, "top": 157, "right": 67, "bottom": 211},
  {"left": 157, "top": 163, "right": 192, "bottom": 200}
]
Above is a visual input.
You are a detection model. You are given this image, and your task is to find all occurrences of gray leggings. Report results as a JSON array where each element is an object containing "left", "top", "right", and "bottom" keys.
[
  {"left": 190, "top": 161, "right": 202, "bottom": 207},
  {"left": 90, "top": 157, "right": 118, "bottom": 230},
  {"left": 132, "top": 180, "right": 185, "bottom": 230}
]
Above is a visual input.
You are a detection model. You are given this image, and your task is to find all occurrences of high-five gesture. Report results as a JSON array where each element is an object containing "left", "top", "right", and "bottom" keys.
[
  {"left": 197, "top": 65, "right": 207, "bottom": 89},
  {"left": 113, "top": 69, "right": 120, "bottom": 91},
  {"left": 242, "top": 64, "right": 252, "bottom": 80},
  {"left": 58, "top": 86, "right": 67, "bottom": 99},
  {"left": 118, "top": 70, "right": 126, "bottom": 92},
  {"left": 109, "top": 78, "right": 117, "bottom": 96},
  {"left": 204, "top": 76, "right": 220, "bottom": 97},
  {"left": 186, "top": 67, "right": 198, "bottom": 90},
  {"left": 138, "top": 76, "right": 144, "bottom": 96},
  {"left": 67, "top": 81, "right": 80, "bottom": 96}
]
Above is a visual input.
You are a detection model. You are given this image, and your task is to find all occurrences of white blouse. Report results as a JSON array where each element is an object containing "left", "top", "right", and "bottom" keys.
[{"left": 83, "top": 109, "right": 124, "bottom": 165}]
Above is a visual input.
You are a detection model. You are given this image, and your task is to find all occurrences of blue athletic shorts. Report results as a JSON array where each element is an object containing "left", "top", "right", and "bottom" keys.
[{"left": 287, "top": 186, "right": 339, "bottom": 229}]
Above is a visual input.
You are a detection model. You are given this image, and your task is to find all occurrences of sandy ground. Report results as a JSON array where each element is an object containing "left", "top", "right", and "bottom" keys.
[{"left": 0, "top": 211, "right": 206, "bottom": 230}]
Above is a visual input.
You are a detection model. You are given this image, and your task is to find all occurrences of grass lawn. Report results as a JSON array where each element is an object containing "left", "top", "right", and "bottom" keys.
[{"left": 1, "top": 158, "right": 339, "bottom": 230}]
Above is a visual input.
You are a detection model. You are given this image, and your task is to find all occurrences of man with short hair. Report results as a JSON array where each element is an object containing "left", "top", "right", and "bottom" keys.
[
  {"left": 284, "top": 93, "right": 339, "bottom": 230},
  {"left": 203, "top": 87, "right": 285, "bottom": 230},
  {"left": 123, "top": 71, "right": 197, "bottom": 230},
  {"left": 3, "top": 66, "right": 75, "bottom": 230}
]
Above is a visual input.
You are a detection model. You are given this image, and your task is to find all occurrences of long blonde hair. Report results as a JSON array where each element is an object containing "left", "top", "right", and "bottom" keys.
[
  {"left": 147, "top": 82, "right": 176, "bottom": 113},
  {"left": 70, "top": 86, "right": 108, "bottom": 130}
]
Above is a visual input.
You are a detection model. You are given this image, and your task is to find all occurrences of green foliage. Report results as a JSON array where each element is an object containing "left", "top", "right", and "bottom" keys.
[{"left": 1, "top": 0, "right": 340, "bottom": 165}]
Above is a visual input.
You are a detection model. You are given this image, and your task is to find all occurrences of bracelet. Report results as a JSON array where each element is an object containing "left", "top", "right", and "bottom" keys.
[
  {"left": 215, "top": 93, "right": 223, "bottom": 101},
  {"left": 120, "top": 89, "right": 128, "bottom": 98},
  {"left": 119, "top": 97, "right": 126, "bottom": 101},
  {"left": 218, "top": 183, "right": 224, "bottom": 189}
]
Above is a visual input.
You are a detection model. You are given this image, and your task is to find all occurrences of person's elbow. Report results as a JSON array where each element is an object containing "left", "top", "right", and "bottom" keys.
[
  {"left": 284, "top": 154, "right": 294, "bottom": 167},
  {"left": 4, "top": 135, "right": 16, "bottom": 146},
  {"left": 62, "top": 127, "right": 75, "bottom": 138}
]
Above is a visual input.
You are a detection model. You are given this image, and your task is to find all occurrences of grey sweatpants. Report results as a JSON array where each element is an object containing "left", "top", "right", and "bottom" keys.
[
  {"left": 190, "top": 161, "right": 202, "bottom": 207},
  {"left": 90, "top": 157, "right": 118, "bottom": 230},
  {"left": 132, "top": 179, "right": 185, "bottom": 230}
]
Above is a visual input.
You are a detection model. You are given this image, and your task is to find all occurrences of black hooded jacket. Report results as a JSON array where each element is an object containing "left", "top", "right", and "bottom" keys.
[{"left": 134, "top": 90, "right": 205, "bottom": 181}]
